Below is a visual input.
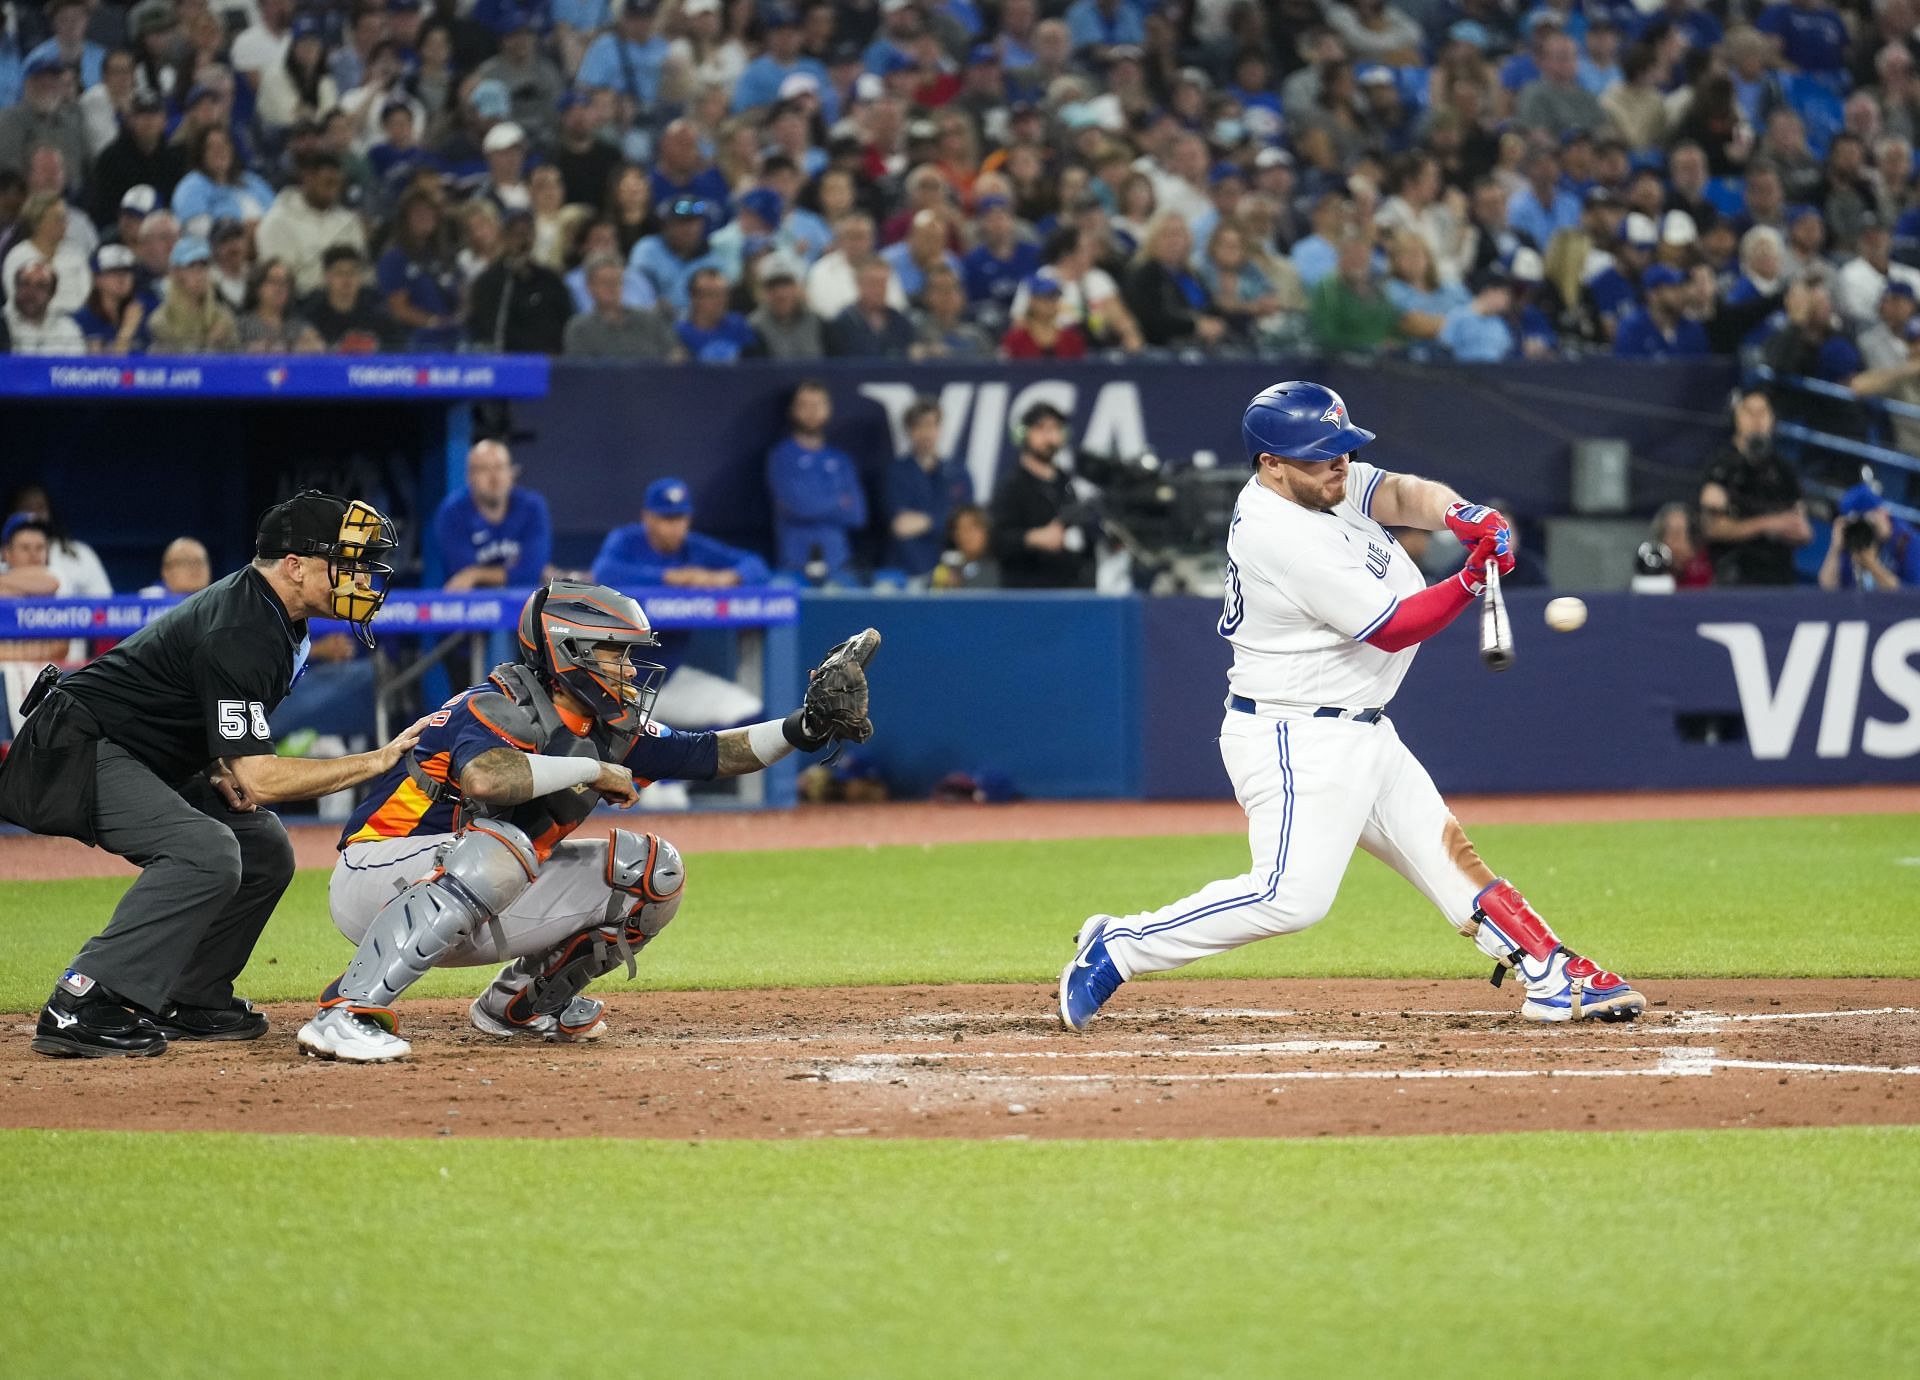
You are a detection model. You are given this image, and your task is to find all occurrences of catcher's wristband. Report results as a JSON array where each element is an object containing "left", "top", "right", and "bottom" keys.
[
  {"left": 781, "top": 707, "right": 831, "bottom": 753},
  {"left": 745, "top": 716, "right": 800, "bottom": 766}
]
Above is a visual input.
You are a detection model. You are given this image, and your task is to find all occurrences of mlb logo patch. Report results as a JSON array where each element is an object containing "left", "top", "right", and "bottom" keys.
[
  {"left": 58, "top": 970, "right": 96, "bottom": 996},
  {"left": 1320, "top": 399, "right": 1346, "bottom": 426}
]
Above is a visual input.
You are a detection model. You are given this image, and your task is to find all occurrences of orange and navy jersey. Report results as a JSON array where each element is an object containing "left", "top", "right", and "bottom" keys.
[{"left": 338, "top": 681, "right": 719, "bottom": 848}]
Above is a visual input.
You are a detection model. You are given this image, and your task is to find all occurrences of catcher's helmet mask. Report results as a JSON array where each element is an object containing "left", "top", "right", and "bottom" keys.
[
  {"left": 517, "top": 581, "right": 667, "bottom": 735},
  {"left": 1241, "top": 381, "right": 1376, "bottom": 465},
  {"left": 255, "top": 489, "right": 399, "bottom": 647}
]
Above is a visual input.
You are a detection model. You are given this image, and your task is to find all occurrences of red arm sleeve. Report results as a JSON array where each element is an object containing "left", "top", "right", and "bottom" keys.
[{"left": 1364, "top": 571, "right": 1477, "bottom": 653}]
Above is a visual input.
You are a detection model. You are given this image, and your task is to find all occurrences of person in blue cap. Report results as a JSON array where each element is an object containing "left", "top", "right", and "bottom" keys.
[
  {"left": 591, "top": 472, "right": 773, "bottom": 729},
  {"left": 628, "top": 195, "right": 726, "bottom": 310},
  {"left": 1819, "top": 484, "right": 1920, "bottom": 591},
  {"left": 592, "top": 476, "right": 772, "bottom": 591},
  {"left": 960, "top": 193, "right": 1039, "bottom": 311},
  {"left": 0, "top": 47, "right": 91, "bottom": 185},
  {"left": 1612, "top": 263, "right": 1706, "bottom": 357}
]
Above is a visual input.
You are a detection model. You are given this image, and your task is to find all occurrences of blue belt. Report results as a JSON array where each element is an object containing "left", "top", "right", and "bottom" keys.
[{"left": 1228, "top": 694, "right": 1383, "bottom": 724}]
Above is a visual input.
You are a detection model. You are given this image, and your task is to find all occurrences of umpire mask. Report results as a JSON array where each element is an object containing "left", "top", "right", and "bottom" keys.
[{"left": 256, "top": 491, "right": 399, "bottom": 647}]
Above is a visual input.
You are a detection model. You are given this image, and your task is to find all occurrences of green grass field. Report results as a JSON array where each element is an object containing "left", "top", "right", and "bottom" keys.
[
  {"left": 3, "top": 1127, "right": 1916, "bottom": 1378},
  {"left": 4, "top": 813, "right": 1918, "bottom": 1376},
  {"left": 2, "top": 814, "right": 1916, "bottom": 1010}
]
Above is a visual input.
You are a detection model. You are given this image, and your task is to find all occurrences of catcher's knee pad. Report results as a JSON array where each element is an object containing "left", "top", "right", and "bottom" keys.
[
  {"left": 1463, "top": 878, "right": 1562, "bottom": 984},
  {"left": 327, "top": 821, "right": 541, "bottom": 1024},
  {"left": 502, "top": 833, "right": 685, "bottom": 1024},
  {"left": 603, "top": 829, "right": 685, "bottom": 940}
]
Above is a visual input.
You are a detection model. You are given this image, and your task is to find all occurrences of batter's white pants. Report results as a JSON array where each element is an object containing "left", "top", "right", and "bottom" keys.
[
  {"left": 1100, "top": 710, "right": 1481, "bottom": 979},
  {"left": 329, "top": 834, "right": 630, "bottom": 967}
]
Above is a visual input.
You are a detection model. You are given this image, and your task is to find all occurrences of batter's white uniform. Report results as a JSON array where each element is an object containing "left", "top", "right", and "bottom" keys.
[{"left": 1098, "top": 461, "right": 1483, "bottom": 979}]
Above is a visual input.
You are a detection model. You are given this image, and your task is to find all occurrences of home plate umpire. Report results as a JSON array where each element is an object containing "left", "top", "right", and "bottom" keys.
[{"left": 0, "top": 491, "right": 429, "bottom": 1059}]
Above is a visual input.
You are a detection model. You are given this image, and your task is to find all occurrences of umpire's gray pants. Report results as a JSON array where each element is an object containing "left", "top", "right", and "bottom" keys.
[{"left": 68, "top": 743, "right": 297, "bottom": 1013}]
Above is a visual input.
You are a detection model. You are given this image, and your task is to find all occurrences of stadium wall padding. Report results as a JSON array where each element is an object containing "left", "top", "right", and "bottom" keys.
[{"left": 795, "top": 589, "right": 1920, "bottom": 799}]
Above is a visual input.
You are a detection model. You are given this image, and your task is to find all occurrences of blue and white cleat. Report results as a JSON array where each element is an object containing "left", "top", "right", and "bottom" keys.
[
  {"left": 1057, "top": 916, "right": 1125, "bottom": 1033},
  {"left": 1517, "top": 949, "right": 1645, "bottom": 1023}
]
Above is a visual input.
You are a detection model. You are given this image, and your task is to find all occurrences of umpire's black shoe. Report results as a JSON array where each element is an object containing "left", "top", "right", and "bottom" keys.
[
  {"left": 30, "top": 972, "right": 168, "bottom": 1059},
  {"left": 152, "top": 997, "right": 269, "bottom": 1042}
]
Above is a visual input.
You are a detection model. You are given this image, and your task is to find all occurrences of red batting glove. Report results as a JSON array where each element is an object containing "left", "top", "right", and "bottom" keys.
[
  {"left": 1445, "top": 501, "right": 1513, "bottom": 558},
  {"left": 1459, "top": 535, "right": 1515, "bottom": 592}
]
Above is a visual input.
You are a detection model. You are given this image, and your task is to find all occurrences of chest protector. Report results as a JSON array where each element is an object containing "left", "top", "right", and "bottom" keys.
[{"left": 455, "top": 662, "right": 638, "bottom": 859}]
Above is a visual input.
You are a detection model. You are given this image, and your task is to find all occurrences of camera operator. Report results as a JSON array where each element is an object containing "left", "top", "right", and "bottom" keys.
[
  {"left": 1818, "top": 483, "right": 1920, "bottom": 591},
  {"left": 989, "top": 401, "right": 1097, "bottom": 589}
]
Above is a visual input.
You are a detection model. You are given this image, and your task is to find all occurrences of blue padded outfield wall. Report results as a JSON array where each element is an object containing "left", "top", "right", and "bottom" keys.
[
  {"left": 801, "top": 590, "right": 1920, "bottom": 799},
  {"left": 515, "top": 358, "right": 1738, "bottom": 569}
]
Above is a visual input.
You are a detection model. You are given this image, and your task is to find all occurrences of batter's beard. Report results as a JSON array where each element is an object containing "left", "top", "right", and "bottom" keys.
[{"left": 1300, "top": 477, "right": 1345, "bottom": 511}]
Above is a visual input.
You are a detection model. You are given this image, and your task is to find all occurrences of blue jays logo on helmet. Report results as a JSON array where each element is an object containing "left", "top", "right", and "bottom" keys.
[{"left": 1242, "top": 380, "right": 1377, "bottom": 464}]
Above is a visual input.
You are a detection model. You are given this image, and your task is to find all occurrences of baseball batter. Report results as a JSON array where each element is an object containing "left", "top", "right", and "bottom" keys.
[
  {"left": 298, "top": 580, "right": 877, "bottom": 1062},
  {"left": 1058, "top": 381, "right": 1644, "bottom": 1031}
]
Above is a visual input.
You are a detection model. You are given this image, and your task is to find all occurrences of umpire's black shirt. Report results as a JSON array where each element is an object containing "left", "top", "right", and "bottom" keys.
[
  {"left": 61, "top": 566, "right": 308, "bottom": 786},
  {"left": 989, "top": 460, "right": 1096, "bottom": 589}
]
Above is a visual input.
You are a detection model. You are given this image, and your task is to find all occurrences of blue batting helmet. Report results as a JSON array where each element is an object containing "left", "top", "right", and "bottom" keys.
[{"left": 1241, "top": 381, "right": 1376, "bottom": 463}]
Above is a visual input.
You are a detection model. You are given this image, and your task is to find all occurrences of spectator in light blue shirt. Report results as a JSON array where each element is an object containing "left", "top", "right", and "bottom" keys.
[
  {"left": 26, "top": 0, "right": 106, "bottom": 90},
  {"left": 1065, "top": 0, "right": 1145, "bottom": 55},
  {"left": 732, "top": 7, "right": 828, "bottom": 114},
  {"left": 1577, "top": 20, "right": 1622, "bottom": 96},
  {"left": 565, "top": 218, "right": 658, "bottom": 313},
  {"left": 578, "top": 0, "right": 670, "bottom": 112},
  {"left": 1290, "top": 192, "right": 1352, "bottom": 288},
  {"left": 628, "top": 196, "right": 728, "bottom": 310},
  {"left": 1508, "top": 148, "right": 1583, "bottom": 248},
  {"left": 880, "top": 208, "right": 963, "bottom": 300},
  {"left": 433, "top": 440, "right": 554, "bottom": 591}
]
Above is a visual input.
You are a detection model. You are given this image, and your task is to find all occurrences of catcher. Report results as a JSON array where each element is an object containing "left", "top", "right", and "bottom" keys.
[{"left": 297, "top": 579, "right": 878, "bottom": 1063}]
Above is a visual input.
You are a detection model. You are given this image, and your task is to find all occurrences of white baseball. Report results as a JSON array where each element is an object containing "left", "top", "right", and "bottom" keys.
[{"left": 1544, "top": 597, "right": 1588, "bottom": 633}]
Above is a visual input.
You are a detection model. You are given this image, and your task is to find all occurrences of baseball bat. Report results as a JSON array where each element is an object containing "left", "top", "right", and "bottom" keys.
[{"left": 1480, "top": 560, "right": 1514, "bottom": 672}]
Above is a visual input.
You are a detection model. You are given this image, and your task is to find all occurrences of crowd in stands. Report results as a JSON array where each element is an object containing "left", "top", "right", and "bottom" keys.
[{"left": 0, "top": 0, "right": 1917, "bottom": 370}]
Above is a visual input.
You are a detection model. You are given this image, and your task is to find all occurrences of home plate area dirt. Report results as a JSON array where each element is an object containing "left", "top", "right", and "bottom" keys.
[{"left": 3, "top": 979, "right": 1916, "bottom": 1141}]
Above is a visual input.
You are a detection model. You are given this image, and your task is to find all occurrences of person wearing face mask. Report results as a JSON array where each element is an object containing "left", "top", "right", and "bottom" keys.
[{"left": 1697, "top": 387, "right": 1813, "bottom": 586}]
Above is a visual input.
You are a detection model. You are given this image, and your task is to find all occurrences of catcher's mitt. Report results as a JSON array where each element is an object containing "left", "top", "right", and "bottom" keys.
[{"left": 790, "top": 628, "right": 881, "bottom": 752}]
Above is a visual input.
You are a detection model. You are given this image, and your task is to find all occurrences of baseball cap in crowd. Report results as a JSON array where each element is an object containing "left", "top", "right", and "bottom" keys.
[
  {"left": 1525, "top": 10, "right": 1564, "bottom": 31},
  {"left": 975, "top": 193, "right": 1011, "bottom": 213},
  {"left": 907, "top": 118, "right": 940, "bottom": 143},
  {"left": 1209, "top": 162, "right": 1246, "bottom": 186},
  {"left": 1662, "top": 210, "right": 1698, "bottom": 246},
  {"left": 1622, "top": 212, "right": 1659, "bottom": 248},
  {"left": 880, "top": 0, "right": 914, "bottom": 13},
  {"left": 1839, "top": 483, "right": 1886, "bottom": 516},
  {"left": 878, "top": 49, "right": 919, "bottom": 77},
  {"left": 738, "top": 187, "right": 784, "bottom": 224},
  {"left": 469, "top": 77, "right": 512, "bottom": 119},
  {"left": 758, "top": 252, "right": 804, "bottom": 285},
  {"left": 128, "top": 0, "right": 179, "bottom": 37},
  {"left": 381, "top": 96, "right": 416, "bottom": 121},
  {"left": 1105, "top": 44, "right": 1143, "bottom": 64},
  {"left": 1583, "top": 185, "right": 1621, "bottom": 208},
  {"left": 387, "top": 0, "right": 424, "bottom": 11},
  {"left": 1447, "top": 19, "right": 1493, "bottom": 48},
  {"left": 852, "top": 72, "right": 885, "bottom": 103},
  {"left": 1025, "top": 271, "right": 1064, "bottom": 298},
  {"left": 1255, "top": 146, "right": 1294, "bottom": 171},
  {"left": 1508, "top": 247, "right": 1546, "bottom": 283},
  {"left": 763, "top": 4, "right": 799, "bottom": 27},
  {"left": 291, "top": 13, "right": 325, "bottom": 40},
  {"left": 1887, "top": 281, "right": 1918, "bottom": 303},
  {"left": 129, "top": 90, "right": 166, "bottom": 116},
  {"left": 92, "top": 244, "right": 136, "bottom": 274},
  {"left": 185, "top": 81, "right": 222, "bottom": 107},
  {"left": 666, "top": 197, "right": 713, "bottom": 223},
  {"left": 644, "top": 478, "right": 694, "bottom": 517},
  {"left": 1642, "top": 263, "right": 1685, "bottom": 290},
  {"left": 170, "top": 236, "right": 211, "bottom": 268},
  {"left": 497, "top": 3, "right": 541, "bottom": 32},
  {"left": 684, "top": 0, "right": 721, "bottom": 13},
  {"left": 1356, "top": 64, "right": 1396, "bottom": 88},
  {"left": 1, "top": 513, "right": 53, "bottom": 547},
  {"left": 778, "top": 71, "right": 820, "bottom": 100},
  {"left": 482, "top": 121, "right": 527, "bottom": 154},
  {"left": 621, "top": 0, "right": 658, "bottom": 14},
  {"left": 121, "top": 184, "right": 159, "bottom": 216},
  {"left": 22, "top": 50, "right": 68, "bottom": 79},
  {"left": 210, "top": 218, "right": 247, "bottom": 246},
  {"left": 828, "top": 39, "right": 864, "bottom": 65},
  {"left": 968, "top": 43, "right": 1000, "bottom": 67}
]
